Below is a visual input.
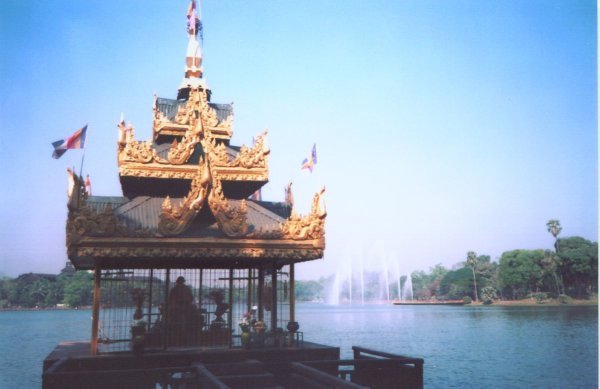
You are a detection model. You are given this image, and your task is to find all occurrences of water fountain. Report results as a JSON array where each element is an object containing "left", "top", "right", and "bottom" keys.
[
  {"left": 401, "top": 273, "right": 413, "bottom": 302},
  {"left": 326, "top": 240, "right": 413, "bottom": 304}
]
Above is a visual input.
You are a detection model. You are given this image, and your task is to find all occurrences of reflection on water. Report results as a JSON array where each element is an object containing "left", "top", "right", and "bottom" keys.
[
  {"left": 0, "top": 304, "right": 597, "bottom": 388},
  {"left": 298, "top": 304, "right": 598, "bottom": 389}
]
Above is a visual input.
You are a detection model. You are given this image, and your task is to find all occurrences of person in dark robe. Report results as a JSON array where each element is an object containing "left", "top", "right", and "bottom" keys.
[{"left": 167, "top": 276, "right": 195, "bottom": 344}]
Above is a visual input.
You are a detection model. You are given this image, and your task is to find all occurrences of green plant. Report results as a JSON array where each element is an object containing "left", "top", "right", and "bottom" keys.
[
  {"left": 533, "top": 292, "right": 548, "bottom": 304},
  {"left": 481, "top": 286, "right": 498, "bottom": 305},
  {"left": 463, "top": 296, "right": 472, "bottom": 305},
  {"left": 558, "top": 294, "right": 572, "bottom": 304}
]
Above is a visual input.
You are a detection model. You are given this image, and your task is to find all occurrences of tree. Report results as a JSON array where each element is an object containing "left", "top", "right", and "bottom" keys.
[
  {"left": 556, "top": 237, "right": 598, "bottom": 298},
  {"left": 546, "top": 220, "right": 562, "bottom": 252},
  {"left": 480, "top": 286, "right": 498, "bottom": 304},
  {"left": 29, "top": 278, "right": 50, "bottom": 307},
  {"left": 439, "top": 267, "right": 472, "bottom": 299},
  {"left": 63, "top": 271, "right": 94, "bottom": 307},
  {"left": 466, "top": 251, "right": 479, "bottom": 302},
  {"left": 498, "top": 250, "right": 545, "bottom": 299},
  {"left": 540, "top": 250, "right": 562, "bottom": 296},
  {"left": 295, "top": 280, "right": 324, "bottom": 301}
]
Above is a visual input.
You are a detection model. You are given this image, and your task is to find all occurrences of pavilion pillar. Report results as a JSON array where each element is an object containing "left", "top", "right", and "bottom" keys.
[
  {"left": 246, "top": 268, "right": 253, "bottom": 312},
  {"left": 90, "top": 265, "right": 101, "bottom": 356},
  {"left": 228, "top": 269, "right": 234, "bottom": 347},
  {"left": 163, "top": 269, "right": 171, "bottom": 350},
  {"left": 257, "top": 268, "right": 264, "bottom": 321},
  {"left": 271, "top": 265, "right": 278, "bottom": 331},
  {"left": 289, "top": 263, "right": 295, "bottom": 323}
]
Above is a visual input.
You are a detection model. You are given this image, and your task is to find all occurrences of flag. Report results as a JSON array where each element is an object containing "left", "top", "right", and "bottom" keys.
[
  {"left": 301, "top": 143, "right": 317, "bottom": 172},
  {"left": 187, "top": 0, "right": 202, "bottom": 39},
  {"left": 52, "top": 125, "right": 87, "bottom": 159},
  {"left": 85, "top": 174, "right": 92, "bottom": 196}
]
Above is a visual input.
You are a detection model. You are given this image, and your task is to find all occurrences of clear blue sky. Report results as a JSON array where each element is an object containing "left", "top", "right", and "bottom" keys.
[{"left": 0, "top": 0, "right": 597, "bottom": 280}]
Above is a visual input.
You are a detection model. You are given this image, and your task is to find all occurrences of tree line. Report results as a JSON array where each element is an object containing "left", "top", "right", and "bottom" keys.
[
  {"left": 295, "top": 220, "right": 597, "bottom": 304},
  {"left": 0, "top": 271, "right": 93, "bottom": 309}
]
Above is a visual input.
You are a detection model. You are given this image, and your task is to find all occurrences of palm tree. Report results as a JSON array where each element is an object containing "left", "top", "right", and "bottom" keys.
[
  {"left": 466, "top": 251, "right": 479, "bottom": 302},
  {"left": 546, "top": 219, "right": 562, "bottom": 250},
  {"left": 546, "top": 219, "right": 564, "bottom": 294}
]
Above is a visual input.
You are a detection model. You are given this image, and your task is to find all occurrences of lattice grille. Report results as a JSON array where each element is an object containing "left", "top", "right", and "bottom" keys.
[{"left": 96, "top": 267, "right": 291, "bottom": 353}]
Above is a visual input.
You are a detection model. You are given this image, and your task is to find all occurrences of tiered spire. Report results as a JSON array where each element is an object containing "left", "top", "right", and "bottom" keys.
[{"left": 179, "top": 0, "right": 205, "bottom": 98}]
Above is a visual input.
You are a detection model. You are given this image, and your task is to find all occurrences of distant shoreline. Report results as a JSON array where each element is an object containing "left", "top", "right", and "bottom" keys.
[
  {"left": 394, "top": 297, "right": 598, "bottom": 307},
  {"left": 1, "top": 298, "right": 597, "bottom": 311},
  {"left": 478, "top": 297, "right": 598, "bottom": 307},
  {"left": 0, "top": 306, "right": 92, "bottom": 312}
]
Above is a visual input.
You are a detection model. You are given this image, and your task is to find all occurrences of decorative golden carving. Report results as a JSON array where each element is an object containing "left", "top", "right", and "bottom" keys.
[
  {"left": 117, "top": 122, "right": 160, "bottom": 164},
  {"left": 123, "top": 87, "right": 237, "bottom": 168},
  {"left": 195, "top": 88, "right": 220, "bottom": 128},
  {"left": 280, "top": 187, "right": 327, "bottom": 240},
  {"left": 209, "top": 112, "right": 233, "bottom": 139},
  {"left": 175, "top": 104, "right": 192, "bottom": 125},
  {"left": 203, "top": 135, "right": 230, "bottom": 165},
  {"left": 119, "top": 119, "right": 202, "bottom": 166},
  {"left": 165, "top": 121, "right": 202, "bottom": 164},
  {"left": 67, "top": 168, "right": 88, "bottom": 210},
  {"left": 152, "top": 94, "right": 172, "bottom": 130},
  {"left": 284, "top": 181, "right": 294, "bottom": 208},
  {"left": 158, "top": 159, "right": 211, "bottom": 235},
  {"left": 118, "top": 164, "right": 197, "bottom": 179},
  {"left": 67, "top": 205, "right": 117, "bottom": 245},
  {"left": 227, "top": 130, "right": 270, "bottom": 168},
  {"left": 74, "top": 245, "right": 323, "bottom": 261},
  {"left": 207, "top": 177, "right": 249, "bottom": 237},
  {"left": 203, "top": 129, "right": 269, "bottom": 172}
]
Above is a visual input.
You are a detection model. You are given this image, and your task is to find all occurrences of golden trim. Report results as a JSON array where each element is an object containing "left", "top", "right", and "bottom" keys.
[
  {"left": 280, "top": 187, "right": 327, "bottom": 240},
  {"left": 158, "top": 159, "right": 211, "bottom": 235},
  {"left": 207, "top": 177, "right": 249, "bottom": 237}
]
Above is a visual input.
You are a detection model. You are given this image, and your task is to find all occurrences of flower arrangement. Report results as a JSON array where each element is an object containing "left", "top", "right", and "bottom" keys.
[
  {"left": 239, "top": 309, "right": 255, "bottom": 332},
  {"left": 239, "top": 306, "right": 258, "bottom": 332}
]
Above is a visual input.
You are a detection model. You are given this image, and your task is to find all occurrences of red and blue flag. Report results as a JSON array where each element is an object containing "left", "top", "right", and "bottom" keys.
[{"left": 52, "top": 125, "right": 87, "bottom": 159}]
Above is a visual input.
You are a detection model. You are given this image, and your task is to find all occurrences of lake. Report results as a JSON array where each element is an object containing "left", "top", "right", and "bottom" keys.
[{"left": 0, "top": 303, "right": 597, "bottom": 388}]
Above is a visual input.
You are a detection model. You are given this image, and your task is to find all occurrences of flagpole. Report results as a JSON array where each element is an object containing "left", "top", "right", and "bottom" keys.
[
  {"left": 77, "top": 124, "right": 87, "bottom": 206},
  {"left": 78, "top": 123, "right": 88, "bottom": 178},
  {"left": 79, "top": 150, "right": 86, "bottom": 178}
]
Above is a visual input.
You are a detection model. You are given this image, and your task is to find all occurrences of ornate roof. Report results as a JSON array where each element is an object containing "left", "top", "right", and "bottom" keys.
[
  {"left": 66, "top": 179, "right": 326, "bottom": 270},
  {"left": 65, "top": 4, "right": 326, "bottom": 271}
]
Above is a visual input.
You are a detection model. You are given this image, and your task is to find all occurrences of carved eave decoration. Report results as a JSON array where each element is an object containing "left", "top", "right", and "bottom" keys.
[
  {"left": 157, "top": 158, "right": 211, "bottom": 236},
  {"left": 119, "top": 89, "right": 267, "bottom": 182},
  {"left": 66, "top": 170, "right": 326, "bottom": 266},
  {"left": 203, "top": 131, "right": 270, "bottom": 182},
  {"left": 68, "top": 236, "right": 325, "bottom": 270},
  {"left": 152, "top": 88, "right": 233, "bottom": 140},
  {"left": 66, "top": 190, "right": 152, "bottom": 256},
  {"left": 207, "top": 177, "right": 249, "bottom": 237},
  {"left": 118, "top": 118, "right": 201, "bottom": 166}
]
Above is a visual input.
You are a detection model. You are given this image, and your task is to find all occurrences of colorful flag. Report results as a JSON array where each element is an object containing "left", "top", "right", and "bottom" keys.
[
  {"left": 301, "top": 143, "right": 317, "bottom": 172},
  {"left": 52, "top": 125, "right": 87, "bottom": 159},
  {"left": 187, "top": 0, "right": 201, "bottom": 37}
]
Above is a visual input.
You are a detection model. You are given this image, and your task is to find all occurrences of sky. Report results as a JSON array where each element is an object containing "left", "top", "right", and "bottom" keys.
[{"left": 0, "top": 0, "right": 597, "bottom": 281}]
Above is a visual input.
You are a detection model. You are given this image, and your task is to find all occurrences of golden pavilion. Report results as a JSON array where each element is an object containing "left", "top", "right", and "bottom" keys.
[{"left": 43, "top": 3, "right": 423, "bottom": 388}]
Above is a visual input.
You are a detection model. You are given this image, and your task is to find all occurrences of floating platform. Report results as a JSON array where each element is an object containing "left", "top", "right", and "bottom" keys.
[{"left": 42, "top": 342, "right": 424, "bottom": 389}]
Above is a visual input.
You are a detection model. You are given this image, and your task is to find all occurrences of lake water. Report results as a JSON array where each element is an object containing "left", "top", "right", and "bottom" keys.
[{"left": 0, "top": 304, "right": 597, "bottom": 388}]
